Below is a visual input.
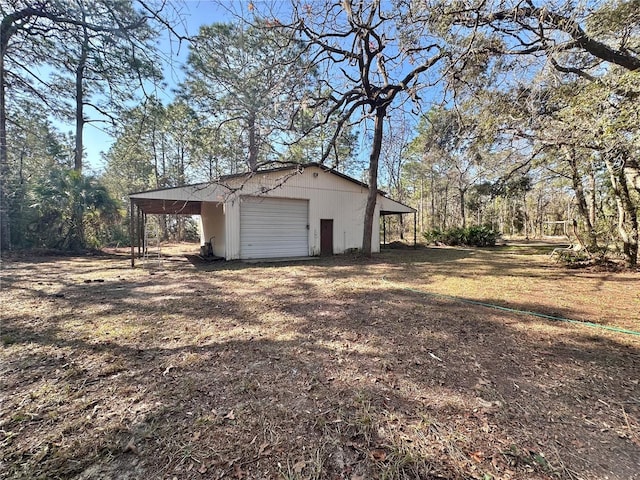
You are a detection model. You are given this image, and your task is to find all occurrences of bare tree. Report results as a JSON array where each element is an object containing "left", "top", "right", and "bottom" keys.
[{"left": 282, "top": 0, "right": 454, "bottom": 255}]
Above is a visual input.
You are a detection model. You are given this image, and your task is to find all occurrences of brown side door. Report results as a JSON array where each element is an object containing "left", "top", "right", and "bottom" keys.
[{"left": 320, "top": 219, "right": 333, "bottom": 255}]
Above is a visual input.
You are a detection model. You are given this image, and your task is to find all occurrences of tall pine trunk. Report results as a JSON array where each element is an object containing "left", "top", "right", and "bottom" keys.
[
  {"left": 69, "top": 22, "right": 89, "bottom": 251},
  {"left": 624, "top": 157, "right": 640, "bottom": 194},
  {"left": 74, "top": 29, "right": 87, "bottom": 173},
  {"left": 0, "top": 14, "right": 15, "bottom": 251},
  {"left": 0, "top": 44, "right": 9, "bottom": 251},
  {"left": 459, "top": 186, "right": 466, "bottom": 228},
  {"left": 247, "top": 111, "right": 258, "bottom": 172}
]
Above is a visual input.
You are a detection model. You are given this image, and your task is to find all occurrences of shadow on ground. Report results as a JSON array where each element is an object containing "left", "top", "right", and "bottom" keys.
[{"left": 1, "top": 250, "right": 638, "bottom": 480}]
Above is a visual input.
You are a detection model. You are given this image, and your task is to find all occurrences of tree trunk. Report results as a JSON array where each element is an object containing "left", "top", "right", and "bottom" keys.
[
  {"left": 178, "top": 144, "right": 186, "bottom": 241},
  {"left": 523, "top": 193, "right": 529, "bottom": 240},
  {"left": 0, "top": 16, "right": 14, "bottom": 251},
  {"left": 459, "top": 186, "right": 466, "bottom": 228},
  {"left": 362, "top": 106, "right": 386, "bottom": 256},
  {"left": 624, "top": 157, "right": 640, "bottom": 194},
  {"left": 535, "top": 192, "right": 543, "bottom": 237},
  {"left": 605, "top": 156, "right": 638, "bottom": 267},
  {"left": 567, "top": 154, "right": 597, "bottom": 248},
  {"left": 160, "top": 133, "right": 168, "bottom": 240},
  {"left": 247, "top": 111, "right": 258, "bottom": 171},
  {"left": 0, "top": 52, "right": 9, "bottom": 251},
  {"left": 152, "top": 122, "right": 160, "bottom": 187},
  {"left": 429, "top": 170, "right": 436, "bottom": 229},
  {"left": 442, "top": 183, "right": 448, "bottom": 230},
  {"left": 74, "top": 24, "right": 88, "bottom": 173},
  {"left": 588, "top": 161, "right": 597, "bottom": 228},
  {"left": 68, "top": 23, "right": 89, "bottom": 250},
  {"left": 419, "top": 174, "right": 424, "bottom": 231}
]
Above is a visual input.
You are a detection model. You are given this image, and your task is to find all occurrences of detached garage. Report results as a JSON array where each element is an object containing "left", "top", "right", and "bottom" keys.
[{"left": 129, "top": 163, "right": 415, "bottom": 264}]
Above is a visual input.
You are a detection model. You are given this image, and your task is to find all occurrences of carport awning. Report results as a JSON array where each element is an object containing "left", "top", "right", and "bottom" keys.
[
  {"left": 129, "top": 182, "right": 228, "bottom": 215},
  {"left": 379, "top": 196, "right": 416, "bottom": 215},
  {"left": 131, "top": 198, "right": 202, "bottom": 215}
]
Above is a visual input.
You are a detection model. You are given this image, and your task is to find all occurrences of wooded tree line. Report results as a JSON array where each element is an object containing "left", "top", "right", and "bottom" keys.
[
  {"left": 1, "top": 0, "right": 638, "bottom": 265},
  {"left": 393, "top": 1, "right": 638, "bottom": 265},
  {"left": 1, "top": 0, "right": 177, "bottom": 249}
]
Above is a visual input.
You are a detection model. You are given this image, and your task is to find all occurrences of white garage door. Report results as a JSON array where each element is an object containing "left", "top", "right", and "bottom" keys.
[{"left": 240, "top": 197, "right": 309, "bottom": 259}]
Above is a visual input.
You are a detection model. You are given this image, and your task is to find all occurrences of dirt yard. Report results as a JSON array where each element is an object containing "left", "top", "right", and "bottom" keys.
[{"left": 1, "top": 245, "right": 639, "bottom": 480}]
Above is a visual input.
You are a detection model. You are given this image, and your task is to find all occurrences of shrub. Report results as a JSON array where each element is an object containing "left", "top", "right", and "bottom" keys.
[
  {"left": 423, "top": 225, "right": 499, "bottom": 247},
  {"left": 423, "top": 228, "right": 442, "bottom": 244},
  {"left": 464, "top": 225, "right": 499, "bottom": 247}
]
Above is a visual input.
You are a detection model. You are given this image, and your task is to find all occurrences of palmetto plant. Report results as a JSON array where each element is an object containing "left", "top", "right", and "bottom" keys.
[{"left": 30, "top": 169, "right": 120, "bottom": 250}]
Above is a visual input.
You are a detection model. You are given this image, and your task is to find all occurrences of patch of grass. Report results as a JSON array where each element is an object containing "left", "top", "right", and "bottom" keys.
[
  {"left": 278, "top": 455, "right": 324, "bottom": 480},
  {"left": 1, "top": 334, "right": 19, "bottom": 345},
  {"left": 378, "top": 446, "right": 429, "bottom": 480},
  {"left": 498, "top": 244, "right": 558, "bottom": 255},
  {"left": 11, "top": 412, "right": 30, "bottom": 423}
]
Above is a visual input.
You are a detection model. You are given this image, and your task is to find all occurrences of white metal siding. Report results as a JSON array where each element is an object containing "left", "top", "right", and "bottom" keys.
[
  {"left": 240, "top": 197, "right": 309, "bottom": 259},
  {"left": 200, "top": 202, "right": 226, "bottom": 258}
]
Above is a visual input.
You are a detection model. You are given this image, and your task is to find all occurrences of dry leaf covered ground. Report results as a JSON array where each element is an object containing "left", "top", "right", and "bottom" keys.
[{"left": 1, "top": 244, "right": 639, "bottom": 480}]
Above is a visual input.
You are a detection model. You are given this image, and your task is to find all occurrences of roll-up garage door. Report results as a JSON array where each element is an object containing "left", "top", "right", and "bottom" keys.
[{"left": 240, "top": 197, "right": 309, "bottom": 259}]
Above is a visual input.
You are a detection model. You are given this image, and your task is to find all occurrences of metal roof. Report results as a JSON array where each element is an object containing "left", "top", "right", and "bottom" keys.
[{"left": 129, "top": 163, "right": 414, "bottom": 215}]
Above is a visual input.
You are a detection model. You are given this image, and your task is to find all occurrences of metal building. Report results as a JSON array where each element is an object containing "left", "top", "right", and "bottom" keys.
[{"left": 129, "top": 163, "right": 415, "bottom": 263}]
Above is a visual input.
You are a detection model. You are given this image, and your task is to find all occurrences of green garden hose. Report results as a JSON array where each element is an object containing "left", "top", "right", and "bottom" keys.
[{"left": 382, "top": 278, "right": 640, "bottom": 337}]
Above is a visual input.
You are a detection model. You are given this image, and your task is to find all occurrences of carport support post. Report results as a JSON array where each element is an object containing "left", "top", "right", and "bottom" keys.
[
  {"left": 414, "top": 211, "right": 417, "bottom": 247},
  {"left": 141, "top": 213, "right": 146, "bottom": 255},
  {"left": 383, "top": 216, "right": 386, "bottom": 246},
  {"left": 137, "top": 207, "right": 142, "bottom": 258},
  {"left": 130, "top": 200, "right": 135, "bottom": 267}
]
